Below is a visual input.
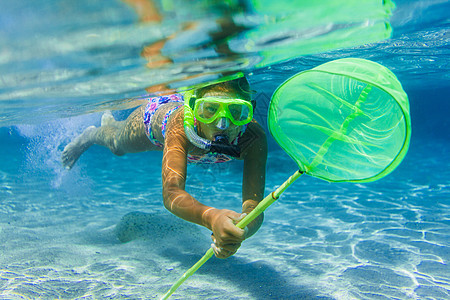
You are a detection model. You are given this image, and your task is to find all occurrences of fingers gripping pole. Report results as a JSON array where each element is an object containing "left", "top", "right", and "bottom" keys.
[{"left": 160, "top": 170, "right": 304, "bottom": 299}]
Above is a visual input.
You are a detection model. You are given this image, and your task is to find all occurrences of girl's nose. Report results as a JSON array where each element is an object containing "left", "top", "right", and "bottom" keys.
[{"left": 215, "top": 117, "right": 230, "bottom": 130}]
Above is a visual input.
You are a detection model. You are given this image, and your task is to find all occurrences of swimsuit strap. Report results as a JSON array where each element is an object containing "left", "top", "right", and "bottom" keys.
[{"left": 187, "top": 152, "right": 234, "bottom": 164}]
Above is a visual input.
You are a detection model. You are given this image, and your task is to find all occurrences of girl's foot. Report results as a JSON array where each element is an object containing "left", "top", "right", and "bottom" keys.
[{"left": 61, "top": 126, "right": 96, "bottom": 169}]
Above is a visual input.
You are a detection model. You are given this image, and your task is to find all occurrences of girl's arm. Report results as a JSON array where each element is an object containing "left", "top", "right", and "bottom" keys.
[
  {"left": 161, "top": 111, "right": 264, "bottom": 258},
  {"left": 161, "top": 109, "right": 212, "bottom": 228},
  {"left": 161, "top": 110, "right": 245, "bottom": 243},
  {"left": 240, "top": 121, "right": 268, "bottom": 238}
]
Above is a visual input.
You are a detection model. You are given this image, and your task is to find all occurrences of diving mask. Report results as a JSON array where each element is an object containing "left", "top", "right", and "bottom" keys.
[{"left": 193, "top": 97, "right": 253, "bottom": 126}]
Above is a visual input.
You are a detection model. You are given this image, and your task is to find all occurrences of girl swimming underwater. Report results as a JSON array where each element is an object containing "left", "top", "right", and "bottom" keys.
[{"left": 62, "top": 76, "right": 267, "bottom": 259}]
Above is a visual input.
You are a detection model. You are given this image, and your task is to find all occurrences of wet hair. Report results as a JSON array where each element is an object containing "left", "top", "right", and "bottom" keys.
[{"left": 195, "top": 77, "right": 253, "bottom": 101}]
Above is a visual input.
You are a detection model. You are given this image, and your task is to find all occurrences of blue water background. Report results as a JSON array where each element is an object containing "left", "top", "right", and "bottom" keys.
[{"left": 1, "top": 0, "right": 449, "bottom": 299}]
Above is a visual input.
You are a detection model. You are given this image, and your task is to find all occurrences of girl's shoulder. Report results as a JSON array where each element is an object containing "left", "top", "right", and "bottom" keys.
[
  {"left": 238, "top": 120, "right": 267, "bottom": 159},
  {"left": 243, "top": 120, "right": 267, "bottom": 139}
]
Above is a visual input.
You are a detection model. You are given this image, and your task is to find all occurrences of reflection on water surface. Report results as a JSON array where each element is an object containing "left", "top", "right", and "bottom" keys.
[{"left": 0, "top": 0, "right": 394, "bottom": 125}]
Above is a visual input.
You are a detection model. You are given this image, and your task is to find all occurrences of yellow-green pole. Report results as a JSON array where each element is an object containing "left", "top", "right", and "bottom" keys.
[{"left": 160, "top": 170, "right": 304, "bottom": 299}]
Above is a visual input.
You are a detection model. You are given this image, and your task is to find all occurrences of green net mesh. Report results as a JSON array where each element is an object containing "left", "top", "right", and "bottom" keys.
[{"left": 269, "top": 58, "right": 411, "bottom": 182}]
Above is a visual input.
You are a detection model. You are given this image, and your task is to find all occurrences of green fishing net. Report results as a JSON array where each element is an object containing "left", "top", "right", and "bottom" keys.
[{"left": 269, "top": 58, "right": 411, "bottom": 182}]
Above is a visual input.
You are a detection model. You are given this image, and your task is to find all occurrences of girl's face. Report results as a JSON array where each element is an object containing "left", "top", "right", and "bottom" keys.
[{"left": 196, "top": 90, "right": 244, "bottom": 143}]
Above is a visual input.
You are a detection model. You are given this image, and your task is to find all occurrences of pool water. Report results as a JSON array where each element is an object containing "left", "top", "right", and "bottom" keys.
[{"left": 1, "top": 0, "right": 449, "bottom": 299}]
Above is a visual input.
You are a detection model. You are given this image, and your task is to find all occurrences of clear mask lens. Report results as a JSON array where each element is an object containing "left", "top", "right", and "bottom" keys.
[
  {"left": 197, "top": 102, "right": 220, "bottom": 120},
  {"left": 228, "top": 104, "right": 250, "bottom": 122}
]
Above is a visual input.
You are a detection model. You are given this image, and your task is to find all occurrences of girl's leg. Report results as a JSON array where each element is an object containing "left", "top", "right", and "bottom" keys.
[{"left": 62, "top": 105, "right": 158, "bottom": 169}]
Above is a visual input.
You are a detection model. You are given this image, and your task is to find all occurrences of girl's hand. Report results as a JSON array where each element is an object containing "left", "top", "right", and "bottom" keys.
[{"left": 206, "top": 209, "right": 248, "bottom": 259}]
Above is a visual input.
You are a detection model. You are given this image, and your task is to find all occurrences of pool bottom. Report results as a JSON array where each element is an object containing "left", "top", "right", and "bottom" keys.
[{"left": 0, "top": 134, "right": 448, "bottom": 299}]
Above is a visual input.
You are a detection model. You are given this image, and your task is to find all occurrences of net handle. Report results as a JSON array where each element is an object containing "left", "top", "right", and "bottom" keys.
[{"left": 160, "top": 170, "right": 304, "bottom": 299}]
